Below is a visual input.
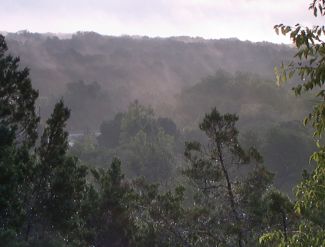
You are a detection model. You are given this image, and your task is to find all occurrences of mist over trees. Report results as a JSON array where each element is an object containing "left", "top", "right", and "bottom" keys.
[
  {"left": 1, "top": 1, "right": 325, "bottom": 245},
  {"left": 3, "top": 32, "right": 315, "bottom": 192},
  {"left": 4, "top": 31, "right": 295, "bottom": 130}
]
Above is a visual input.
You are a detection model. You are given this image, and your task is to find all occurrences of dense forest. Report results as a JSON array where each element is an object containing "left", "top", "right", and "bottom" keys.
[
  {"left": 1, "top": 1, "right": 325, "bottom": 246},
  {"left": 4, "top": 31, "right": 295, "bottom": 130},
  {"left": 2, "top": 31, "right": 315, "bottom": 192}
]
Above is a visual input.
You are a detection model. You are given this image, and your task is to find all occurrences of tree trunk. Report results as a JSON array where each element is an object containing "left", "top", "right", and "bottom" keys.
[{"left": 217, "top": 144, "right": 243, "bottom": 247}]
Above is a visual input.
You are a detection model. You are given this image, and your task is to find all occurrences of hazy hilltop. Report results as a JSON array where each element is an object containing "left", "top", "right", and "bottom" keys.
[
  {"left": 3, "top": 0, "right": 325, "bottom": 244},
  {"left": 4, "top": 31, "right": 295, "bottom": 129}
]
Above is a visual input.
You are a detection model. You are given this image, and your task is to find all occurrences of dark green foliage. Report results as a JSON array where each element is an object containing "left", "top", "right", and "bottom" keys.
[
  {"left": 0, "top": 36, "right": 88, "bottom": 245},
  {"left": 39, "top": 100, "right": 70, "bottom": 165},
  {"left": 0, "top": 136, "right": 28, "bottom": 231},
  {"left": 260, "top": 1, "right": 325, "bottom": 245},
  {"left": 81, "top": 158, "right": 136, "bottom": 247},
  {"left": 0, "top": 35, "right": 40, "bottom": 241},
  {"left": 263, "top": 190, "right": 295, "bottom": 239},
  {"left": 32, "top": 101, "right": 87, "bottom": 237},
  {"left": 184, "top": 108, "right": 274, "bottom": 246},
  {"left": 0, "top": 34, "right": 39, "bottom": 147},
  {"left": 237, "top": 166, "right": 275, "bottom": 244},
  {"left": 123, "top": 173, "right": 203, "bottom": 247},
  {"left": 0, "top": 124, "right": 15, "bottom": 146},
  {"left": 3, "top": 26, "right": 319, "bottom": 246},
  {"left": 174, "top": 71, "right": 315, "bottom": 192},
  {"left": 89, "top": 101, "right": 179, "bottom": 183}
]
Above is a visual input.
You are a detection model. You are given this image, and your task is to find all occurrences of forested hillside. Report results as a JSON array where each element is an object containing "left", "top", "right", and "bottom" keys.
[
  {"left": 2, "top": 0, "right": 325, "bottom": 242},
  {"left": 4, "top": 31, "right": 295, "bottom": 130},
  {"left": 2, "top": 31, "right": 314, "bottom": 192}
]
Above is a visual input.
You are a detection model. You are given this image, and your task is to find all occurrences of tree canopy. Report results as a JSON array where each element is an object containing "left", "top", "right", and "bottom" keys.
[{"left": 260, "top": 1, "right": 325, "bottom": 245}]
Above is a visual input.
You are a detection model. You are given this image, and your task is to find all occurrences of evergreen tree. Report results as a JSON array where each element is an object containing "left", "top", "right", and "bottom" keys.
[
  {"left": 184, "top": 108, "right": 273, "bottom": 246},
  {"left": 0, "top": 36, "right": 87, "bottom": 246},
  {"left": 0, "top": 34, "right": 39, "bottom": 147},
  {"left": 81, "top": 158, "right": 136, "bottom": 247},
  {"left": 0, "top": 34, "right": 40, "bottom": 244}
]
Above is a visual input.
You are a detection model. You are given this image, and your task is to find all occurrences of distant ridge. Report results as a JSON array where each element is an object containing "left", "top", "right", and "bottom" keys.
[
  {"left": 2, "top": 30, "right": 292, "bottom": 45},
  {"left": 4, "top": 30, "right": 294, "bottom": 126}
]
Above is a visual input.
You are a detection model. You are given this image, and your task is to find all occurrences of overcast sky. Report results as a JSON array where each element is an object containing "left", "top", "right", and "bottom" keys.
[{"left": 1, "top": 0, "right": 323, "bottom": 43}]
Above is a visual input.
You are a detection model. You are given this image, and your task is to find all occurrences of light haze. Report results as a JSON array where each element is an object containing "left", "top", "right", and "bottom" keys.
[{"left": 1, "top": 0, "right": 323, "bottom": 43}]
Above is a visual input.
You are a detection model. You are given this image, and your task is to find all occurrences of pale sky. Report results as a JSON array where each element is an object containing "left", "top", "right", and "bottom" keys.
[{"left": 1, "top": 0, "right": 323, "bottom": 43}]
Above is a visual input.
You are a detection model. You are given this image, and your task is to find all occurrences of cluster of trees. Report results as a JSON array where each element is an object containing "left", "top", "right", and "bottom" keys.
[
  {"left": 70, "top": 92, "right": 314, "bottom": 193},
  {"left": 72, "top": 101, "right": 180, "bottom": 183},
  {"left": 37, "top": 79, "right": 113, "bottom": 132},
  {"left": 5, "top": 30, "right": 294, "bottom": 132},
  {"left": 0, "top": 34, "right": 296, "bottom": 246},
  {"left": 5, "top": 30, "right": 314, "bottom": 192},
  {"left": 2, "top": 1, "right": 325, "bottom": 246},
  {"left": 173, "top": 70, "right": 310, "bottom": 128},
  {"left": 172, "top": 71, "right": 315, "bottom": 191}
]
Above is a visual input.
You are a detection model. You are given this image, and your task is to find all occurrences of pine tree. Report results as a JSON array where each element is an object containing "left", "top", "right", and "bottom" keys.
[
  {"left": 0, "top": 34, "right": 39, "bottom": 147},
  {"left": 184, "top": 108, "right": 273, "bottom": 246}
]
